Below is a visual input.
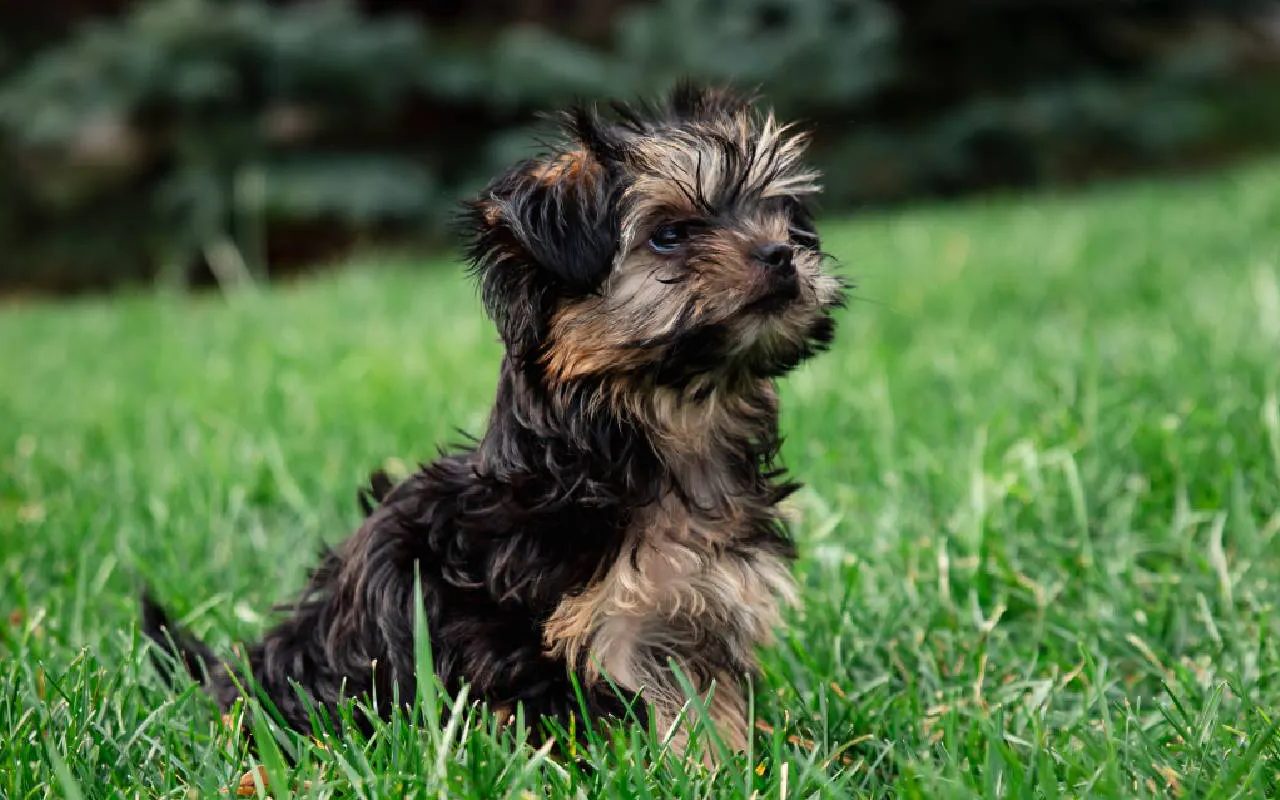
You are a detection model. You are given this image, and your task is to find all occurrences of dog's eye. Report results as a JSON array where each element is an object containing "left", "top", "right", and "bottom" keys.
[{"left": 648, "top": 223, "right": 690, "bottom": 255}]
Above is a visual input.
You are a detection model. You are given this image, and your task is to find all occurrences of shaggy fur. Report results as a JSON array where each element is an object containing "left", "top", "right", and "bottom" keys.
[{"left": 143, "top": 84, "right": 845, "bottom": 755}]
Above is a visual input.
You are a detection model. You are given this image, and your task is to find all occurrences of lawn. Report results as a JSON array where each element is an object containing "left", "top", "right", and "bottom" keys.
[{"left": 3, "top": 158, "right": 1280, "bottom": 798}]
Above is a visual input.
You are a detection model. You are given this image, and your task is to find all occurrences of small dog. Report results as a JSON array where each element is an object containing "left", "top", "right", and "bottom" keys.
[{"left": 144, "top": 84, "right": 844, "bottom": 755}]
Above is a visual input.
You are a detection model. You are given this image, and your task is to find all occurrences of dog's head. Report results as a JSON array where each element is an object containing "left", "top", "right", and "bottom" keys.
[{"left": 466, "top": 84, "right": 844, "bottom": 396}]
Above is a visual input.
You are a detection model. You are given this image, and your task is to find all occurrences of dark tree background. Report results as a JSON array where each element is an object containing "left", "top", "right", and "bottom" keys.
[{"left": 2, "top": 0, "right": 1278, "bottom": 291}]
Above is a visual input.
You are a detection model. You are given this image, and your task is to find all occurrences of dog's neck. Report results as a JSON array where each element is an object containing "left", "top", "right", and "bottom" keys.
[
  {"left": 477, "top": 356, "right": 781, "bottom": 513},
  {"left": 617, "top": 379, "right": 780, "bottom": 511}
]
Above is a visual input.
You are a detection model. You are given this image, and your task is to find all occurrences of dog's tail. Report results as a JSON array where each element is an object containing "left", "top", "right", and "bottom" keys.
[{"left": 141, "top": 590, "right": 216, "bottom": 686}]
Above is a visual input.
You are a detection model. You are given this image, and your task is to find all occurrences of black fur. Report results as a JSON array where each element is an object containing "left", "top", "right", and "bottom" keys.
[
  {"left": 463, "top": 155, "right": 621, "bottom": 368},
  {"left": 356, "top": 469, "right": 393, "bottom": 517},
  {"left": 142, "top": 591, "right": 215, "bottom": 684},
  {"left": 144, "top": 359, "right": 664, "bottom": 734}
]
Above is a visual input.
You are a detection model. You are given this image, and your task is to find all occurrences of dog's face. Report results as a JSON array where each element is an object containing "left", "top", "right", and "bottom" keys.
[{"left": 468, "top": 86, "right": 844, "bottom": 394}]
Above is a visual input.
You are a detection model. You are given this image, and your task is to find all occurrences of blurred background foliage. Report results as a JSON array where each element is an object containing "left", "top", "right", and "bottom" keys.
[{"left": 1, "top": 0, "right": 1279, "bottom": 291}]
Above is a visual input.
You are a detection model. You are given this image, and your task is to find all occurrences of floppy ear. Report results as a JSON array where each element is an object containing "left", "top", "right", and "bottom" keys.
[{"left": 464, "top": 140, "right": 619, "bottom": 363}]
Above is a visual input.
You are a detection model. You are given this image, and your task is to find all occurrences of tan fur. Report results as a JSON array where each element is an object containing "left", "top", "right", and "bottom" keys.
[
  {"left": 543, "top": 491, "right": 797, "bottom": 751},
  {"left": 616, "top": 111, "right": 818, "bottom": 254},
  {"left": 544, "top": 379, "right": 796, "bottom": 754},
  {"left": 534, "top": 127, "right": 818, "bottom": 385},
  {"left": 541, "top": 302, "right": 653, "bottom": 384},
  {"left": 542, "top": 233, "right": 834, "bottom": 389},
  {"left": 530, "top": 149, "right": 595, "bottom": 185},
  {"left": 537, "top": 114, "right": 836, "bottom": 386},
  {"left": 481, "top": 202, "right": 502, "bottom": 226}
]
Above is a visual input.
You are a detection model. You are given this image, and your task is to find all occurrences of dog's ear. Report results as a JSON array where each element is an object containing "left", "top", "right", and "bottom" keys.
[{"left": 464, "top": 125, "right": 621, "bottom": 362}]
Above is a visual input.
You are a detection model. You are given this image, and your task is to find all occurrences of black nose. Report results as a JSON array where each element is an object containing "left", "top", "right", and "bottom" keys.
[{"left": 753, "top": 242, "right": 794, "bottom": 273}]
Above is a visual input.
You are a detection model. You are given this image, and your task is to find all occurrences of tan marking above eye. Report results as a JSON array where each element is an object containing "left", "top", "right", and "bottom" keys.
[{"left": 529, "top": 150, "right": 594, "bottom": 185}]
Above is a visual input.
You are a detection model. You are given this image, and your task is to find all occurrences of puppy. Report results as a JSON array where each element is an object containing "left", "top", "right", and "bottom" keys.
[{"left": 145, "top": 84, "right": 844, "bottom": 755}]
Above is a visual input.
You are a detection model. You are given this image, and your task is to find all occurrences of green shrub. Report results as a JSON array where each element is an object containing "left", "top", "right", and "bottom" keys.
[
  {"left": 0, "top": 0, "right": 435, "bottom": 287},
  {"left": 0, "top": 0, "right": 1275, "bottom": 290}
]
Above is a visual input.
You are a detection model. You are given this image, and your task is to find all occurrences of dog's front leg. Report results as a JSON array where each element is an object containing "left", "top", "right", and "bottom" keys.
[{"left": 646, "top": 663, "right": 750, "bottom": 761}]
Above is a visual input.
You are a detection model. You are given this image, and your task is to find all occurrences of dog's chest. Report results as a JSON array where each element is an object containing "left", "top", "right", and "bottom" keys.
[{"left": 542, "top": 489, "right": 796, "bottom": 690}]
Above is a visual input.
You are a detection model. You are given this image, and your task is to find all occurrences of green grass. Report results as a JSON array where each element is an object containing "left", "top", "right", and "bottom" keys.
[{"left": 4, "top": 158, "right": 1280, "bottom": 798}]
